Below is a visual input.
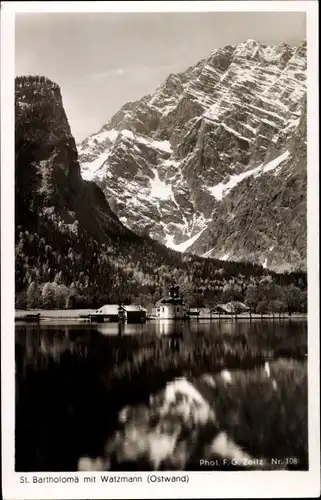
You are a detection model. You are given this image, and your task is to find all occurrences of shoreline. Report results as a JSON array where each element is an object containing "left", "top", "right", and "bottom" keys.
[{"left": 15, "top": 309, "right": 307, "bottom": 323}]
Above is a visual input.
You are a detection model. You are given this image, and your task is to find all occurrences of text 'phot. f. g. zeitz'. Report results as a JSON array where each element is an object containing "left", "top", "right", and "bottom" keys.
[{"left": 12, "top": 8, "right": 311, "bottom": 479}]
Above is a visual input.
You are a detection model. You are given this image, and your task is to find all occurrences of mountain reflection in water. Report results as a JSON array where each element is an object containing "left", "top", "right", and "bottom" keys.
[{"left": 15, "top": 320, "right": 307, "bottom": 472}]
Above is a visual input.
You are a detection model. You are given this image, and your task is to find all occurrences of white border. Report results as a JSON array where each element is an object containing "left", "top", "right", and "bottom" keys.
[{"left": 1, "top": 1, "right": 319, "bottom": 499}]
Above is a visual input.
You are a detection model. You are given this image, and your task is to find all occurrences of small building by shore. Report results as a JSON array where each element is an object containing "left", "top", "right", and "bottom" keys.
[
  {"left": 95, "top": 304, "right": 122, "bottom": 322},
  {"left": 95, "top": 304, "right": 147, "bottom": 323},
  {"left": 213, "top": 301, "right": 249, "bottom": 315},
  {"left": 125, "top": 305, "right": 148, "bottom": 323}
]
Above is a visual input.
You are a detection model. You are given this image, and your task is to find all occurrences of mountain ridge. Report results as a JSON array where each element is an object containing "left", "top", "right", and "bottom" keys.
[{"left": 78, "top": 38, "right": 307, "bottom": 272}]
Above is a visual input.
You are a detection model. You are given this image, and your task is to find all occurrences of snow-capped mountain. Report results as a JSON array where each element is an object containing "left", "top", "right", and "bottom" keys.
[{"left": 78, "top": 39, "right": 307, "bottom": 271}]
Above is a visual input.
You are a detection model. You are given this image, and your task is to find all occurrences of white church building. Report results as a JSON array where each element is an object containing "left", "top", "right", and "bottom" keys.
[{"left": 155, "top": 285, "right": 186, "bottom": 319}]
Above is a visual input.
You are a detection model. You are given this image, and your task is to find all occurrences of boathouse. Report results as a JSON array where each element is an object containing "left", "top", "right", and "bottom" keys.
[
  {"left": 156, "top": 285, "right": 185, "bottom": 319},
  {"left": 95, "top": 304, "right": 125, "bottom": 322},
  {"left": 124, "top": 305, "right": 147, "bottom": 323},
  {"left": 95, "top": 304, "right": 147, "bottom": 322}
]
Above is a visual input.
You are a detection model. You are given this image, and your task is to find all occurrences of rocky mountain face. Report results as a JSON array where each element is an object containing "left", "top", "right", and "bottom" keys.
[
  {"left": 15, "top": 76, "right": 131, "bottom": 242},
  {"left": 78, "top": 39, "right": 307, "bottom": 271}
]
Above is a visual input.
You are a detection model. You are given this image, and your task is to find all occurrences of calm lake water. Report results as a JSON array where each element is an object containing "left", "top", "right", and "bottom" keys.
[{"left": 15, "top": 319, "right": 307, "bottom": 472}]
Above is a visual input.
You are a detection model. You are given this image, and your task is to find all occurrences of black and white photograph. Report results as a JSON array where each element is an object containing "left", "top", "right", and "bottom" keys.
[{"left": 1, "top": 1, "right": 320, "bottom": 498}]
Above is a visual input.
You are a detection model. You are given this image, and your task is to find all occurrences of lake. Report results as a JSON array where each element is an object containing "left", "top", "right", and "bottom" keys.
[{"left": 15, "top": 319, "right": 308, "bottom": 472}]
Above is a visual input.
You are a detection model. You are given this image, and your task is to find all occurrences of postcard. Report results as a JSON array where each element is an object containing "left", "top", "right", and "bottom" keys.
[{"left": 1, "top": 1, "right": 319, "bottom": 498}]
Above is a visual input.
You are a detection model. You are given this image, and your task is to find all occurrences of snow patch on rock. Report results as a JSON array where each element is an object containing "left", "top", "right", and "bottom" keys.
[{"left": 207, "top": 150, "right": 290, "bottom": 200}]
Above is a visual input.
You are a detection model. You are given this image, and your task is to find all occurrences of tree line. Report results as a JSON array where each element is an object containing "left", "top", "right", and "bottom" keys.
[{"left": 15, "top": 216, "right": 307, "bottom": 313}]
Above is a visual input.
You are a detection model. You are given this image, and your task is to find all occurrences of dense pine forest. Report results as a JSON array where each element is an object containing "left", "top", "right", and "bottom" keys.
[{"left": 15, "top": 215, "right": 307, "bottom": 313}]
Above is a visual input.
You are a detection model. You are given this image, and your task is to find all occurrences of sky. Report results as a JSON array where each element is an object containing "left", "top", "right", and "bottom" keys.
[{"left": 15, "top": 12, "right": 306, "bottom": 142}]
